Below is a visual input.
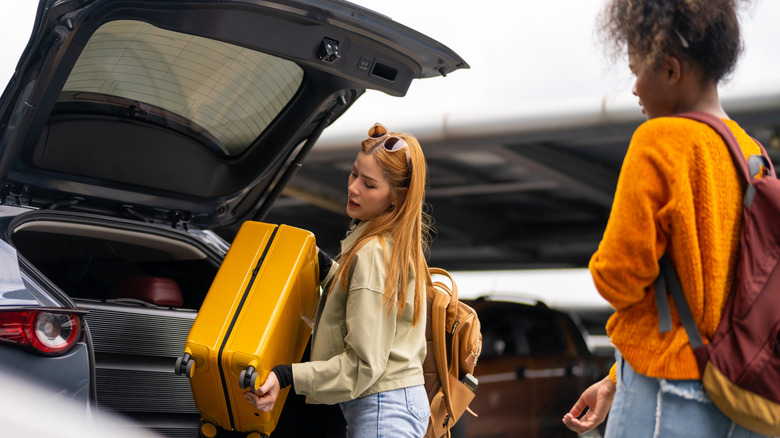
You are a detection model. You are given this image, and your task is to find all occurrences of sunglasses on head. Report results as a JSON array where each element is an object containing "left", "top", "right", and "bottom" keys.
[{"left": 367, "top": 123, "right": 409, "bottom": 153}]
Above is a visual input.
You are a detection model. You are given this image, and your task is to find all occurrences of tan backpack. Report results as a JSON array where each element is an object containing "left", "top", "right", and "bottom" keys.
[{"left": 423, "top": 267, "right": 482, "bottom": 438}]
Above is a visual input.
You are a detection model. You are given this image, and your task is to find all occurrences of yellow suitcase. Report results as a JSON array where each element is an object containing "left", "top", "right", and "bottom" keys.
[{"left": 175, "top": 221, "right": 319, "bottom": 438}]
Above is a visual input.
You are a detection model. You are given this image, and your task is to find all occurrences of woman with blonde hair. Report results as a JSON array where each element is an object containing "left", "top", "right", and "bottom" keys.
[{"left": 246, "top": 123, "right": 432, "bottom": 437}]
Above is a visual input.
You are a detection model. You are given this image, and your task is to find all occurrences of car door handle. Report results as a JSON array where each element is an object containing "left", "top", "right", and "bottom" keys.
[{"left": 516, "top": 365, "right": 581, "bottom": 380}]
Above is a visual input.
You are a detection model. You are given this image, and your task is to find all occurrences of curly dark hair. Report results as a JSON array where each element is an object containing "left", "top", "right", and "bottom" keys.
[{"left": 597, "top": 0, "right": 753, "bottom": 83}]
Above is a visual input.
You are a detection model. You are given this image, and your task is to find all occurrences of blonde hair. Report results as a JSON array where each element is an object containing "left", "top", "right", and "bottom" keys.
[{"left": 331, "top": 127, "right": 431, "bottom": 325}]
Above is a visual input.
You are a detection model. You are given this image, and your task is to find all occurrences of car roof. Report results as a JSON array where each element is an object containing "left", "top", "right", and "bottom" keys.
[{"left": 0, "top": 0, "right": 467, "bottom": 229}]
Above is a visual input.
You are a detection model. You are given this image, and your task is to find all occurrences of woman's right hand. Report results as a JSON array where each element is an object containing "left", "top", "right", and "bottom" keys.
[
  {"left": 562, "top": 375, "right": 616, "bottom": 433},
  {"left": 244, "top": 371, "right": 281, "bottom": 413}
]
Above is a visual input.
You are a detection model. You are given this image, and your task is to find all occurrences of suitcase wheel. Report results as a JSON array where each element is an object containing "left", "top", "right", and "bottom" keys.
[
  {"left": 174, "top": 353, "right": 195, "bottom": 377},
  {"left": 198, "top": 421, "right": 218, "bottom": 438},
  {"left": 197, "top": 421, "right": 268, "bottom": 438},
  {"left": 239, "top": 365, "right": 260, "bottom": 391}
]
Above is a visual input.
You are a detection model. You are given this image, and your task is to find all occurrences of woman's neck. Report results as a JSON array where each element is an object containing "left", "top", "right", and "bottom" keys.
[{"left": 676, "top": 76, "right": 728, "bottom": 119}]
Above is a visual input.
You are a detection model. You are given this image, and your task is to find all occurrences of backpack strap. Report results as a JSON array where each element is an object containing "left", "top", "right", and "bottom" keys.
[
  {"left": 678, "top": 112, "right": 750, "bottom": 180},
  {"left": 431, "top": 283, "right": 454, "bottom": 419},
  {"left": 653, "top": 269, "right": 673, "bottom": 333},
  {"left": 429, "top": 268, "right": 460, "bottom": 421},
  {"left": 656, "top": 254, "right": 703, "bottom": 349},
  {"left": 678, "top": 112, "right": 775, "bottom": 182},
  {"left": 679, "top": 111, "right": 772, "bottom": 209},
  {"left": 429, "top": 267, "right": 459, "bottom": 332}
]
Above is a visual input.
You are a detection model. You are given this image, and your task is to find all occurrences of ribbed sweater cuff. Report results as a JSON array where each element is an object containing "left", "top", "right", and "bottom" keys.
[
  {"left": 609, "top": 363, "right": 617, "bottom": 385},
  {"left": 272, "top": 364, "right": 293, "bottom": 389}
]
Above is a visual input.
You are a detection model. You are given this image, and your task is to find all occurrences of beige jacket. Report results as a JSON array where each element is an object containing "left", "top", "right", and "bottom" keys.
[{"left": 292, "top": 221, "right": 426, "bottom": 404}]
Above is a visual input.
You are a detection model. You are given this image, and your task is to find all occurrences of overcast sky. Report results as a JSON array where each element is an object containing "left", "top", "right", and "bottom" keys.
[{"left": 2, "top": 1, "right": 778, "bottom": 138}]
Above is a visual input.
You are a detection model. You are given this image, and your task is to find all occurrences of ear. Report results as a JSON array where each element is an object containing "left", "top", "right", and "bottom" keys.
[
  {"left": 392, "top": 187, "right": 408, "bottom": 208},
  {"left": 664, "top": 55, "right": 682, "bottom": 85}
]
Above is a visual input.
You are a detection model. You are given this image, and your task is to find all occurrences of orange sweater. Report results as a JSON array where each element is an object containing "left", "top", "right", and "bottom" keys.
[{"left": 590, "top": 116, "right": 760, "bottom": 380}]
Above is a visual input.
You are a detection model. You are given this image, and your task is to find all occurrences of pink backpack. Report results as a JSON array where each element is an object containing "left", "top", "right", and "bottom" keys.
[{"left": 655, "top": 111, "right": 780, "bottom": 435}]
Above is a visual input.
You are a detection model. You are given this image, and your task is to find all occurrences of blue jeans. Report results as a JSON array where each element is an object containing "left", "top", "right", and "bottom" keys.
[
  {"left": 605, "top": 353, "right": 768, "bottom": 438},
  {"left": 339, "top": 385, "right": 429, "bottom": 438}
]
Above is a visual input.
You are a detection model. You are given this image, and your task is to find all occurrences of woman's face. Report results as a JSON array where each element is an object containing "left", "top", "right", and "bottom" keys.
[
  {"left": 346, "top": 152, "right": 394, "bottom": 221},
  {"left": 629, "top": 52, "right": 676, "bottom": 119}
]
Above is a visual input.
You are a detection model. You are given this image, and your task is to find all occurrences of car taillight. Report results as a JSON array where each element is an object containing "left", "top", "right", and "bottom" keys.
[{"left": 0, "top": 309, "right": 81, "bottom": 355}]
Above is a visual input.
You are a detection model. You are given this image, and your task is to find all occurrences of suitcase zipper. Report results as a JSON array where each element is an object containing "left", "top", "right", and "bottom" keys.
[{"left": 217, "top": 225, "right": 279, "bottom": 430}]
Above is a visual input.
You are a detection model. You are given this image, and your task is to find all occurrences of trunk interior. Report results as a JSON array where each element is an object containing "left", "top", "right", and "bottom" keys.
[{"left": 11, "top": 218, "right": 219, "bottom": 436}]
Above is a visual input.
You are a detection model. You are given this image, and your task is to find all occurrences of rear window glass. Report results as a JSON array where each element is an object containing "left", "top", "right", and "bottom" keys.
[{"left": 60, "top": 20, "right": 303, "bottom": 156}]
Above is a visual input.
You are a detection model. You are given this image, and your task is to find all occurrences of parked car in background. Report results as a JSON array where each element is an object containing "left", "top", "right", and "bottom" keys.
[
  {"left": 0, "top": 0, "right": 466, "bottom": 436},
  {"left": 457, "top": 295, "right": 614, "bottom": 438}
]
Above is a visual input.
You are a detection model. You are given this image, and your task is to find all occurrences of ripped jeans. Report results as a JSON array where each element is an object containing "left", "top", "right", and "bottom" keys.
[{"left": 604, "top": 353, "right": 769, "bottom": 438}]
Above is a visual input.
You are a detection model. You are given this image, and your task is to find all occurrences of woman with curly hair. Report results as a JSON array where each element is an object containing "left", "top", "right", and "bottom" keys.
[
  {"left": 563, "top": 0, "right": 768, "bottom": 436},
  {"left": 245, "top": 123, "right": 432, "bottom": 437}
]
